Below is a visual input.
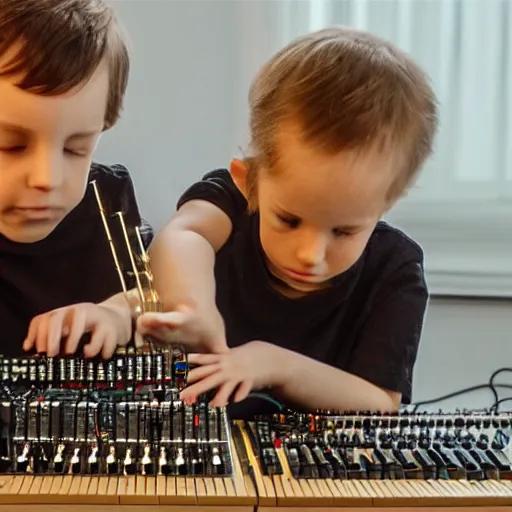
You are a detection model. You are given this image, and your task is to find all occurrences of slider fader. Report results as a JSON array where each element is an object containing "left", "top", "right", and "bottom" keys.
[
  {"left": 0, "top": 349, "right": 234, "bottom": 478},
  {"left": 239, "top": 410, "right": 512, "bottom": 482}
]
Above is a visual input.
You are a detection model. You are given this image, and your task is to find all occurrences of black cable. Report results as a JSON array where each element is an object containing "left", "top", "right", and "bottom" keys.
[
  {"left": 411, "top": 383, "right": 512, "bottom": 413},
  {"left": 491, "top": 397, "right": 512, "bottom": 413},
  {"left": 410, "top": 367, "right": 512, "bottom": 413},
  {"left": 489, "top": 368, "right": 512, "bottom": 410}
]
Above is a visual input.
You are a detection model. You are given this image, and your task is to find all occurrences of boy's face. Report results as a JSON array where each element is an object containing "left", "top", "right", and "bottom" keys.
[
  {"left": 0, "top": 54, "right": 108, "bottom": 243},
  {"left": 238, "top": 127, "right": 396, "bottom": 294}
]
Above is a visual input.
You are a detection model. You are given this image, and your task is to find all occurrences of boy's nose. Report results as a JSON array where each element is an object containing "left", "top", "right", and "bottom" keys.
[
  {"left": 296, "top": 234, "right": 327, "bottom": 268},
  {"left": 27, "top": 152, "right": 64, "bottom": 190}
]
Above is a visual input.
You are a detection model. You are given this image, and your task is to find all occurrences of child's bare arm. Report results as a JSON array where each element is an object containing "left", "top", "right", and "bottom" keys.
[
  {"left": 180, "top": 341, "right": 400, "bottom": 411},
  {"left": 272, "top": 350, "right": 402, "bottom": 412},
  {"left": 179, "top": 341, "right": 400, "bottom": 411},
  {"left": 149, "top": 200, "right": 232, "bottom": 311},
  {"left": 139, "top": 200, "right": 233, "bottom": 353}
]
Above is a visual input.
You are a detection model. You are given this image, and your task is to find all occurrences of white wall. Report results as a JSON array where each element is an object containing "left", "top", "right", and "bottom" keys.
[
  {"left": 413, "top": 298, "right": 512, "bottom": 412},
  {"left": 96, "top": 0, "right": 241, "bottom": 232},
  {"left": 94, "top": 1, "right": 512, "bottom": 414}
]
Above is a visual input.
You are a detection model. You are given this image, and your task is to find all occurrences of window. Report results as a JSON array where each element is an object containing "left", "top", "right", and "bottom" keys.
[{"left": 237, "top": 0, "right": 512, "bottom": 298}]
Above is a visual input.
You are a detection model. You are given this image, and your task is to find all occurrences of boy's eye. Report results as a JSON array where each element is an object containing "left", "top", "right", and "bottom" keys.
[
  {"left": 0, "top": 146, "right": 86, "bottom": 157},
  {"left": 332, "top": 227, "right": 350, "bottom": 238},
  {"left": 278, "top": 214, "right": 300, "bottom": 228},
  {"left": 0, "top": 146, "right": 25, "bottom": 152},
  {"left": 65, "top": 148, "right": 86, "bottom": 157}
]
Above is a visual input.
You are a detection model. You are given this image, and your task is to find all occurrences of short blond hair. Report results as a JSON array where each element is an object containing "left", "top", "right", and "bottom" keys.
[
  {"left": 246, "top": 26, "right": 438, "bottom": 206},
  {"left": 0, "top": 0, "right": 129, "bottom": 130}
]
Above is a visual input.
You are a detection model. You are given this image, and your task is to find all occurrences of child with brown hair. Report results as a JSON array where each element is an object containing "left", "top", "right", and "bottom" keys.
[
  {"left": 0, "top": 0, "right": 151, "bottom": 359},
  {"left": 140, "top": 26, "right": 439, "bottom": 413},
  {"left": 30, "top": 26, "right": 438, "bottom": 415}
]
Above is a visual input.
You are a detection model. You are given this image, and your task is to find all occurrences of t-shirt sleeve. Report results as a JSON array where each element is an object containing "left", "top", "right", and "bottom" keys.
[
  {"left": 177, "top": 169, "right": 248, "bottom": 228},
  {"left": 89, "top": 162, "right": 155, "bottom": 251},
  {"left": 139, "top": 217, "right": 154, "bottom": 249},
  {"left": 345, "top": 259, "right": 428, "bottom": 405}
]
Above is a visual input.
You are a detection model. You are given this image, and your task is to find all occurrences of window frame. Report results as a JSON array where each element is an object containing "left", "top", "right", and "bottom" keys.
[{"left": 385, "top": 200, "right": 512, "bottom": 298}]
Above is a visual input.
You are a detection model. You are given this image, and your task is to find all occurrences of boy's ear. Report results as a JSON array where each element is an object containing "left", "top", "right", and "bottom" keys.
[{"left": 229, "top": 158, "right": 249, "bottom": 198}]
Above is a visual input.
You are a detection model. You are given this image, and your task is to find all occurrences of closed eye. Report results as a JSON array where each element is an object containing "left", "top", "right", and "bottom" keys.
[
  {"left": 0, "top": 146, "right": 87, "bottom": 157},
  {"left": 65, "top": 148, "right": 87, "bottom": 157},
  {"left": 332, "top": 227, "right": 351, "bottom": 237},
  {"left": 277, "top": 214, "right": 300, "bottom": 229},
  {"left": 0, "top": 146, "right": 25, "bottom": 152}
]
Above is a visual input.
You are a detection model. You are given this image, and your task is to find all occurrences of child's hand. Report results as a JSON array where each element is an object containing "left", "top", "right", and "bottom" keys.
[
  {"left": 136, "top": 305, "right": 228, "bottom": 354},
  {"left": 180, "top": 341, "right": 283, "bottom": 407},
  {"left": 23, "top": 302, "right": 133, "bottom": 358}
]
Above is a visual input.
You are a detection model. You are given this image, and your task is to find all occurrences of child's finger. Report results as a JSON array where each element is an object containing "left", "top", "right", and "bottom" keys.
[
  {"left": 180, "top": 371, "right": 224, "bottom": 401},
  {"left": 233, "top": 380, "right": 253, "bottom": 403},
  {"left": 101, "top": 332, "right": 118, "bottom": 359},
  {"left": 38, "top": 314, "right": 57, "bottom": 356},
  {"left": 138, "top": 311, "right": 187, "bottom": 330},
  {"left": 23, "top": 318, "right": 39, "bottom": 352},
  {"left": 187, "top": 353, "right": 222, "bottom": 365},
  {"left": 134, "top": 330, "right": 145, "bottom": 349},
  {"left": 63, "top": 307, "right": 87, "bottom": 354},
  {"left": 210, "top": 380, "right": 238, "bottom": 407},
  {"left": 83, "top": 327, "right": 108, "bottom": 358},
  {"left": 186, "top": 363, "right": 221, "bottom": 384},
  {"left": 153, "top": 326, "right": 186, "bottom": 343}
]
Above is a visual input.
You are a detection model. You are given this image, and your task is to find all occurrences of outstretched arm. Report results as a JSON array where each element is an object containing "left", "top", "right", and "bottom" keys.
[
  {"left": 138, "top": 199, "right": 233, "bottom": 353},
  {"left": 149, "top": 200, "right": 231, "bottom": 313}
]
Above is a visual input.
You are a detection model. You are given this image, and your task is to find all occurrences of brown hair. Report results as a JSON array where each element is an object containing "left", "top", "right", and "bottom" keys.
[
  {"left": 0, "top": 0, "right": 129, "bottom": 129},
  {"left": 246, "top": 26, "right": 438, "bottom": 206}
]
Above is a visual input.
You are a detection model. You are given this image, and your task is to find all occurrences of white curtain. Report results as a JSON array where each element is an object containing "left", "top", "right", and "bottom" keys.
[
  {"left": 304, "top": 0, "right": 512, "bottom": 202},
  {"left": 235, "top": 0, "right": 512, "bottom": 297}
]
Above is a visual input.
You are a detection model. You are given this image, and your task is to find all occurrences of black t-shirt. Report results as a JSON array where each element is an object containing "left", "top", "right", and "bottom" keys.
[
  {"left": 178, "top": 169, "right": 429, "bottom": 405},
  {"left": 0, "top": 162, "right": 153, "bottom": 358}
]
